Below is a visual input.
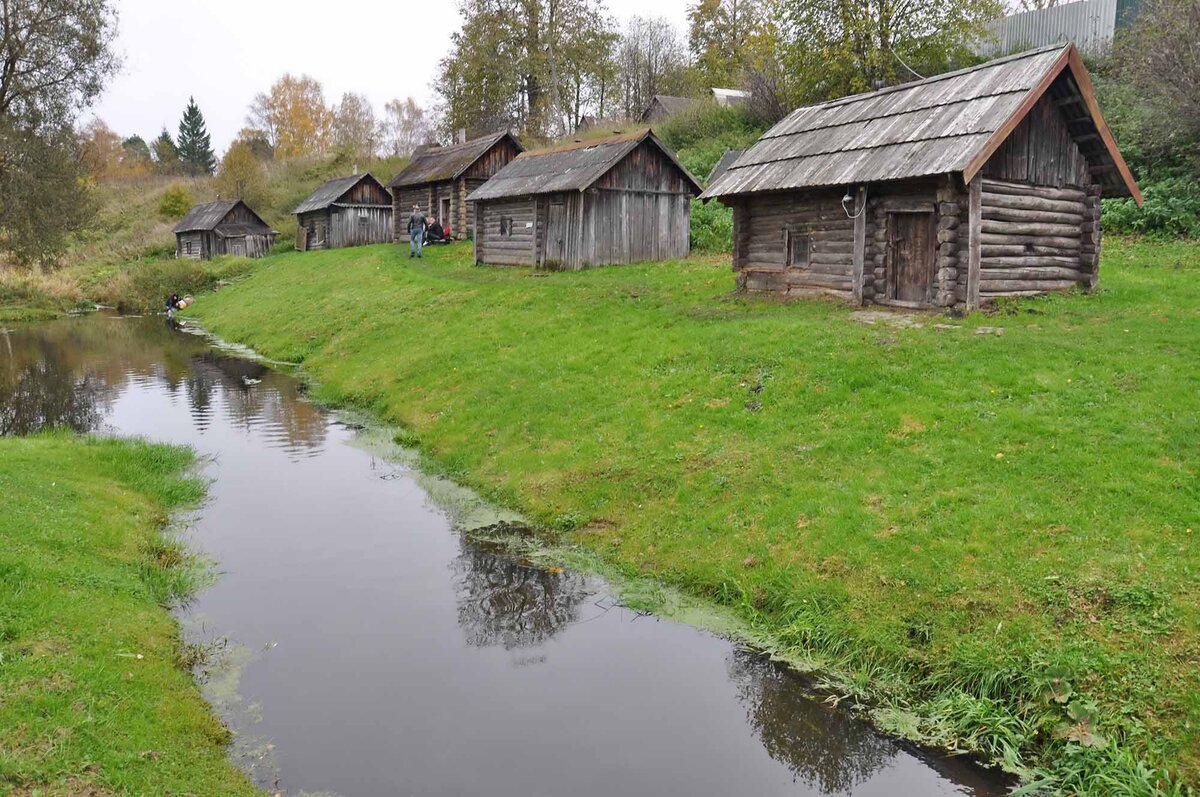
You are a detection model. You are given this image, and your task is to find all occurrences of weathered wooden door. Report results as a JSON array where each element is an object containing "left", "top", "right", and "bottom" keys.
[
  {"left": 889, "top": 212, "right": 935, "bottom": 305},
  {"left": 229, "top": 238, "right": 247, "bottom": 257},
  {"left": 544, "top": 198, "right": 566, "bottom": 267}
]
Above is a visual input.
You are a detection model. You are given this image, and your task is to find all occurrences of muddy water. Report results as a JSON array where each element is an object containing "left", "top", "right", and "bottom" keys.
[{"left": 1, "top": 315, "right": 1009, "bottom": 797}]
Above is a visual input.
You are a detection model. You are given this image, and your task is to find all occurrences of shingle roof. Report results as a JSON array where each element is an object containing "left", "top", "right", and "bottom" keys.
[
  {"left": 466, "top": 129, "right": 702, "bottom": 202},
  {"left": 294, "top": 173, "right": 385, "bottom": 215},
  {"left": 173, "top": 200, "right": 273, "bottom": 234},
  {"left": 702, "top": 44, "right": 1140, "bottom": 202},
  {"left": 387, "top": 132, "right": 520, "bottom": 189}
]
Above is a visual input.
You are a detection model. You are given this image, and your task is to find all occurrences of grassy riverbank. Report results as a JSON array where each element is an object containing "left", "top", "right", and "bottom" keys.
[
  {"left": 187, "top": 239, "right": 1199, "bottom": 793},
  {"left": 0, "top": 433, "right": 258, "bottom": 796}
]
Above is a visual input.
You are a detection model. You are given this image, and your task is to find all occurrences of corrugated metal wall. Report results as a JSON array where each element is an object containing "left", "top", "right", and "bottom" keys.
[{"left": 980, "top": 0, "right": 1119, "bottom": 55}]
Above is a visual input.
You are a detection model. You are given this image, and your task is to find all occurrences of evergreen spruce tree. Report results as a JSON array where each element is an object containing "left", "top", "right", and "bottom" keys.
[{"left": 176, "top": 97, "right": 216, "bottom": 176}]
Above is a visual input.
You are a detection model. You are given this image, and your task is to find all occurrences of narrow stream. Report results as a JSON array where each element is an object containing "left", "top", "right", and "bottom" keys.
[{"left": 1, "top": 315, "right": 1010, "bottom": 797}]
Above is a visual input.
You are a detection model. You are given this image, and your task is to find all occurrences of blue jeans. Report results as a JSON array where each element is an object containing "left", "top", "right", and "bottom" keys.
[{"left": 409, "top": 231, "right": 423, "bottom": 256}]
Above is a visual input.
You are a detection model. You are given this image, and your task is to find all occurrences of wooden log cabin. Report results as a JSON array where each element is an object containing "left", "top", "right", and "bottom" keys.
[
  {"left": 387, "top": 132, "right": 523, "bottom": 241},
  {"left": 173, "top": 200, "right": 277, "bottom": 259},
  {"left": 701, "top": 44, "right": 1141, "bottom": 309},
  {"left": 294, "top": 173, "right": 392, "bottom": 251},
  {"left": 468, "top": 129, "right": 703, "bottom": 270}
]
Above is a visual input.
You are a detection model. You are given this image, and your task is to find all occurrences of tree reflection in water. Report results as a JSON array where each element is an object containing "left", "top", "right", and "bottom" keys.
[
  {"left": 0, "top": 332, "right": 110, "bottom": 435},
  {"left": 0, "top": 317, "right": 327, "bottom": 456},
  {"left": 450, "top": 537, "right": 589, "bottom": 650},
  {"left": 727, "top": 650, "right": 897, "bottom": 794}
]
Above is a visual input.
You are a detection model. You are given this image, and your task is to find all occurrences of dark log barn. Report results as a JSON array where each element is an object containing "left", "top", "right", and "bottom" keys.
[
  {"left": 294, "top": 173, "right": 392, "bottom": 251},
  {"left": 468, "top": 129, "right": 703, "bottom": 270},
  {"left": 387, "top": 132, "right": 523, "bottom": 240},
  {"left": 702, "top": 45, "right": 1141, "bottom": 309},
  {"left": 173, "top": 199, "right": 277, "bottom": 259}
]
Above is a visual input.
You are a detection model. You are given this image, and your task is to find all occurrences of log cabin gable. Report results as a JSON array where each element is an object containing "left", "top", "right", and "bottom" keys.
[
  {"left": 962, "top": 48, "right": 1141, "bottom": 204},
  {"left": 981, "top": 84, "right": 1093, "bottom": 189}
]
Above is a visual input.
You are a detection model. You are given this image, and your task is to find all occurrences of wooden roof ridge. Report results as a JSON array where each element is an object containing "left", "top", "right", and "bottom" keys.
[
  {"left": 294, "top": 172, "right": 385, "bottom": 214},
  {"left": 512, "top": 127, "right": 650, "bottom": 159},
  {"left": 466, "top": 128, "right": 702, "bottom": 202},
  {"left": 702, "top": 44, "right": 1140, "bottom": 202},
  {"left": 781, "top": 43, "right": 1069, "bottom": 119},
  {"left": 173, "top": 199, "right": 274, "bottom": 234},
  {"left": 387, "top": 131, "right": 520, "bottom": 188}
]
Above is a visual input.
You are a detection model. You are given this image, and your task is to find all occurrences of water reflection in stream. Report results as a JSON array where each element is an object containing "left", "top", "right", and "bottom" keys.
[{"left": 0, "top": 316, "right": 1009, "bottom": 797}]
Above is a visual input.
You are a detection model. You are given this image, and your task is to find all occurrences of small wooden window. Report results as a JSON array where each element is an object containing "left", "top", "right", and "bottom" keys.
[
  {"left": 500, "top": 217, "right": 513, "bottom": 237},
  {"left": 785, "top": 230, "right": 811, "bottom": 268}
]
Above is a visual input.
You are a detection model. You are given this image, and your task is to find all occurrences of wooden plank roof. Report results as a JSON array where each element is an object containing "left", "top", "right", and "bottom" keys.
[
  {"left": 466, "top": 129, "right": 703, "bottom": 202},
  {"left": 387, "top": 132, "right": 521, "bottom": 189},
  {"left": 173, "top": 199, "right": 274, "bottom": 234},
  {"left": 703, "top": 44, "right": 1140, "bottom": 203},
  {"left": 294, "top": 173, "right": 386, "bottom": 215}
]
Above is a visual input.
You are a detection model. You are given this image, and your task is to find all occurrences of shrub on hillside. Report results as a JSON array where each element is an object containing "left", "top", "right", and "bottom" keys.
[
  {"left": 1103, "top": 177, "right": 1200, "bottom": 238},
  {"left": 690, "top": 199, "right": 732, "bottom": 253},
  {"left": 159, "top": 184, "right": 194, "bottom": 219},
  {"left": 656, "top": 104, "right": 768, "bottom": 181}
]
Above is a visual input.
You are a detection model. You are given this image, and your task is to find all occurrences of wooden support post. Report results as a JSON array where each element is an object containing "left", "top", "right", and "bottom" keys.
[
  {"left": 473, "top": 202, "right": 481, "bottom": 266},
  {"left": 851, "top": 185, "right": 867, "bottom": 305},
  {"left": 967, "top": 174, "right": 982, "bottom": 311},
  {"left": 531, "top": 198, "right": 539, "bottom": 265}
]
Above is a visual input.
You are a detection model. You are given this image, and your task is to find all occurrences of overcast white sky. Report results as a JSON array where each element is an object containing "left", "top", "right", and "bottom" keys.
[{"left": 91, "top": 0, "right": 693, "bottom": 152}]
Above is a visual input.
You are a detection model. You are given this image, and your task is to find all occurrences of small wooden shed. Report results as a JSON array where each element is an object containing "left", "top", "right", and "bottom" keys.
[
  {"left": 294, "top": 173, "right": 392, "bottom": 251},
  {"left": 640, "top": 95, "right": 699, "bottom": 124},
  {"left": 173, "top": 200, "right": 277, "bottom": 259},
  {"left": 702, "top": 45, "right": 1141, "bottom": 309},
  {"left": 468, "top": 129, "right": 703, "bottom": 270},
  {"left": 387, "top": 132, "right": 523, "bottom": 240}
]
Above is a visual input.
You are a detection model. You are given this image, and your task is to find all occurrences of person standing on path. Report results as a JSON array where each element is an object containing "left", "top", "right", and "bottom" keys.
[{"left": 408, "top": 205, "right": 427, "bottom": 258}]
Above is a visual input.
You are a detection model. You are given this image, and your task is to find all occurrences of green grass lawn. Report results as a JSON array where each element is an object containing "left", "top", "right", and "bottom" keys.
[
  {"left": 0, "top": 434, "right": 259, "bottom": 797},
  {"left": 187, "top": 239, "right": 1199, "bottom": 794}
]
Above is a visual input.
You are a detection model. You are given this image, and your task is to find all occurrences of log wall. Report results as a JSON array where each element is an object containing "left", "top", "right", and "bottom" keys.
[
  {"left": 731, "top": 188, "right": 856, "bottom": 299},
  {"left": 976, "top": 178, "right": 1099, "bottom": 298},
  {"left": 476, "top": 197, "right": 538, "bottom": 266},
  {"left": 176, "top": 232, "right": 205, "bottom": 259}
]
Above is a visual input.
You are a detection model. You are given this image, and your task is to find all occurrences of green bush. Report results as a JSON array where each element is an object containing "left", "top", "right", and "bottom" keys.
[
  {"left": 690, "top": 199, "right": 732, "bottom": 253},
  {"left": 158, "top": 184, "right": 194, "bottom": 219},
  {"left": 656, "top": 104, "right": 767, "bottom": 181},
  {"left": 1102, "top": 177, "right": 1200, "bottom": 238}
]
